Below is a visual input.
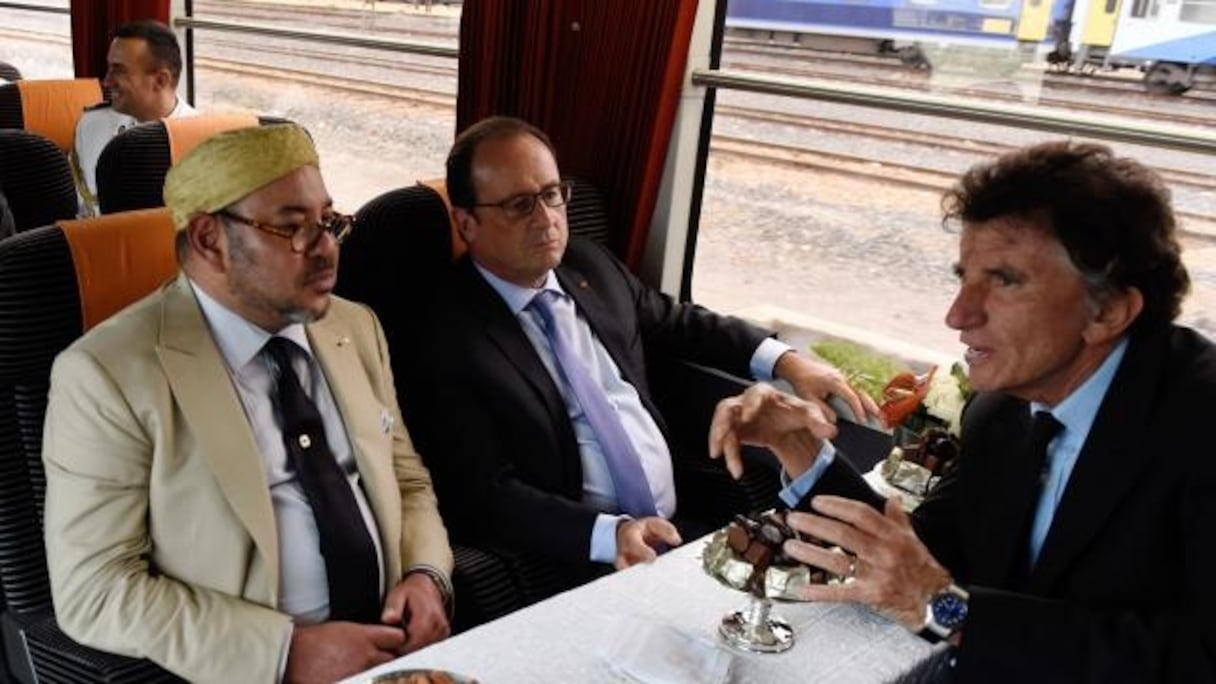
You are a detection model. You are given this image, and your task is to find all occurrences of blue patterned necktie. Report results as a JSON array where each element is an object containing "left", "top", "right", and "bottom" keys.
[{"left": 527, "top": 290, "right": 658, "bottom": 518}]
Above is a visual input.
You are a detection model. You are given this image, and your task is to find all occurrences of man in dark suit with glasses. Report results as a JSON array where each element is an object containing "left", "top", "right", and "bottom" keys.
[{"left": 408, "top": 115, "right": 877, "bottom": 586}]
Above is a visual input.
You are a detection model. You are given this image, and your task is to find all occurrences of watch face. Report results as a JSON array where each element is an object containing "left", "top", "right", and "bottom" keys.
[{"left": 931, "top": 592, "right": 968, "bottom": 630}]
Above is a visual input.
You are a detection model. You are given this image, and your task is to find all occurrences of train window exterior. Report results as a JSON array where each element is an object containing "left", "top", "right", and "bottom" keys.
[
  {"left": 1180, "top": 0, "right": 1216, "bottom": 22},
  {"left": 1131, "top": 0, "right": 1151, "bottom": 17},
  {"left": 1106, "top": 0, "right": 1119, "bottom": 13}
]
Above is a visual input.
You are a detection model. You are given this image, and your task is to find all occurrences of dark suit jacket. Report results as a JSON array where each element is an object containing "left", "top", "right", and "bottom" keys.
[
  {"left": 809, "top": 325, "right": 1216, "bottom": 682},
  {"left": 409, "top": 238, "right": 771, "bottom": 569}
]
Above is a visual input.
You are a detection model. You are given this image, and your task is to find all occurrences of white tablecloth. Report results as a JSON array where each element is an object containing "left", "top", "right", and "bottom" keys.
[{"left": 345, "top": 538, "right": 937, "bottom": 683}]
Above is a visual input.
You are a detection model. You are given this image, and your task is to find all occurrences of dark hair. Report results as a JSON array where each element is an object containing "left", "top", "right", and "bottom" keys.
[
  {"left": 942, "top": 140, "right": 1189, "bottom": 334},
  {"left": 445, "top": 116, "right": 556, "bottom": 209},
  {"left": 114, "top": 20, "right": 182, "bottom": 85}
]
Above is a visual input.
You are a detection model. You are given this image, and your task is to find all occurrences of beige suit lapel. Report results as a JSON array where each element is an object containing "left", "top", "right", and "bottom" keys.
[
  {"left": 155, "top": 275, "right": 280, "bottom": 602},
  {"left": 308, "top": 314, "right": 402, "bottom": 589}
]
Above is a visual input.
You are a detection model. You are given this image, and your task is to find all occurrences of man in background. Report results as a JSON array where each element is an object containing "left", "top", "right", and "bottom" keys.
[
  {"left": 72, "top": 19, "right": 196, "bottom": 216},
  {"left": 711, "top": 141, "right": 1215, "bottom": 680}
]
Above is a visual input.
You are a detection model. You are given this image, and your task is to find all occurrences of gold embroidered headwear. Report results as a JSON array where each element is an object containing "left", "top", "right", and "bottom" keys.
[{"left": 163, "top": 123, "right": 318, "bottom": 230}]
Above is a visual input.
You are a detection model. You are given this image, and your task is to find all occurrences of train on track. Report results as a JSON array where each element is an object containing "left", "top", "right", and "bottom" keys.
[{"left": 726, "top": 0, "right": 1216, "bottom": 93}]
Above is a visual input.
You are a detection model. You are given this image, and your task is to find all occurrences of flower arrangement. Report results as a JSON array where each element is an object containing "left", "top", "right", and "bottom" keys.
[
  {"left": 879, "top": 363, "right": 971, "bottom": 438},
  {"left": 812, "top": 341, "right": 972, "bottom": 507}
]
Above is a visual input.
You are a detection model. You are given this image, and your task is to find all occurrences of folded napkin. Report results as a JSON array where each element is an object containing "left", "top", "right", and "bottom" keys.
[{"left": 601, "top": 616, "right": 733, "bottom": 684}]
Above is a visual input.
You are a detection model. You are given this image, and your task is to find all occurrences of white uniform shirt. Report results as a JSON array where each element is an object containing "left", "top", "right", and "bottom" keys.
[{"left": 71, "top": 97, "right": 197, "bottom": 216}]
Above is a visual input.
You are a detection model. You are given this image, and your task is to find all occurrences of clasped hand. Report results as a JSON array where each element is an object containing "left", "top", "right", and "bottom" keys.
[{"left": 285, "top": 572, "right": 449, "bottom": 683}]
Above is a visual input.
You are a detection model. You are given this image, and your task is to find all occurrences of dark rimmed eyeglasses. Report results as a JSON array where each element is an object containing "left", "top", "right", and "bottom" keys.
[
  {"left": 472, "top": 181, "right": 573, "bottom": 221},
  {"left": 217, "top": 210, "right": 355, "bottom": 253}
]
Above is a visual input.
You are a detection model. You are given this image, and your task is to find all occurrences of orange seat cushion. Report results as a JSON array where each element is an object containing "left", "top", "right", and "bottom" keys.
[
  {"left": 165, "top": 114, "right": 260, "bottom": 163},
  {"left": 59, "top": 208, "right": 178, "bottom": 331}
]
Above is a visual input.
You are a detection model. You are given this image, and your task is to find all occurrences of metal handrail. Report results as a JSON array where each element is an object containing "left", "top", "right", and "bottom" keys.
[
  {"left": 0, "top": 2, "right": 67, "bottom": 14},
  {"left": 694, "top": 68, "right": 1216, "bottom": 155},
  {"left": 174, "top": 16, "right": 458, "bottom": 60}
]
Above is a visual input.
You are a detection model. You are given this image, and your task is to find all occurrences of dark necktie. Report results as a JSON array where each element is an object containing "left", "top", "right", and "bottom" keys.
[
  {"left": 263, "top": 336, "right": 381, "bottom": 623},
  {"left": 527, "top": 290, "right": 658, "bottom": 518},
  {"left": 1011, "top": 410, "right": 1064, "bottom": 584}
]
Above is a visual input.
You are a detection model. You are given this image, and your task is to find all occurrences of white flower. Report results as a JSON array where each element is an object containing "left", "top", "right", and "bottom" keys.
[{"left": 922, "top": 369, "right": 966, "bottom": 436}]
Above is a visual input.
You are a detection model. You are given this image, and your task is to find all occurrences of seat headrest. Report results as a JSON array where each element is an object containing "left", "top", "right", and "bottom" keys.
[
  {"left": 0, "top": 129, "right": 77, "bottom": 233},
  {"left": 57, "top": 208, "right": 177, "bottom": 331},
  {"left": 164, "top": 113, "right": 260, "bottom": 163},
  {"left": 96, "top": 115, "right": 282, "bottom": 215},
  {"left": 10, "top": 79, "right": 102, "bottom": 152}
]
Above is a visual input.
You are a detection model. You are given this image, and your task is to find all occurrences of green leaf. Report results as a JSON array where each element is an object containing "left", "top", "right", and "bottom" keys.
[{"left": 810, "top": 340, "right": 911, "bottom": 403}]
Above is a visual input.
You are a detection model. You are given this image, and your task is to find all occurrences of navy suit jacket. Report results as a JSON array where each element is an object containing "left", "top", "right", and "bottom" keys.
[
  {"left": 808, "top": 325, "right": 1216, "bottom": 682},
  {"left": 408, "top": 238, "right": 771, "bottom": 569}
]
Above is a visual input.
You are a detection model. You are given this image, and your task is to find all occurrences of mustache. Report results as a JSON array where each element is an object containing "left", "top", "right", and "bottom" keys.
[{"left": 304, "top": 256, "right": 337, "bottom": 278}]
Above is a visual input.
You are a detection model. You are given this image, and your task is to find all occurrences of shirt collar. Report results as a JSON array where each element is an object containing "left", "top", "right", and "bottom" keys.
[
  {"left": 1029, "top": 337, "right": 1130, "bottom": 446},
  {"left": 189, "top": 278, "right": 313, "bottom": 372},
  {"left": 474, "top": 262, "right": 566, "bottom": 314}
]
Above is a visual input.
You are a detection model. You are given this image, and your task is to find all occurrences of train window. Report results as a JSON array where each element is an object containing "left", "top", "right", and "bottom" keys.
[
  {"left": 187, "top": 2, "right": 460, "bottom": 214},
  {"left": 0, "top": 3, "right": 72, "bottom": 80},
  {"left": 697, "top": 6, "right": 1216, "bottom": 361},
  {"left": 1180, "top": 0, "right": 1216, "bottom": 22},
  {"left": 1130, "top": 0, "right": 1152, "bottom": 19},
  {"left": 1105, "top": 0, "right": 1118, "bottom": 12}
]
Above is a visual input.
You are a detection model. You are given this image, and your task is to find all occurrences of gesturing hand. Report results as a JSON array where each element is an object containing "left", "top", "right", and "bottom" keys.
[
  {"left": 709, "top": 383, "right": 837, "bottom": 480},
  {"left": 783, "top": 496, "right": 951, "bottom": 631}
]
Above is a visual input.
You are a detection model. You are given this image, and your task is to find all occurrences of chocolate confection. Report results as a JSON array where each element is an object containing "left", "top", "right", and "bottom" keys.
[
  {"left": 725, "top": 510, "right": 828, "bottom": 595},
  {"left": 899, "top": 427, "right": 960, "bottom": 476}
]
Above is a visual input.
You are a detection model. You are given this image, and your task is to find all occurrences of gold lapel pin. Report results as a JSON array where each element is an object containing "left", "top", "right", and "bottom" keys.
[{"left": 579, "top": 279, "right": 590, "bottom": 289}]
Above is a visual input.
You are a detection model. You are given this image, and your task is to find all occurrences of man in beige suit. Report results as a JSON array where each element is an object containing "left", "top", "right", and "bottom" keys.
[{"left": 42, "top": 124, "right": 453, "bottom": 683}]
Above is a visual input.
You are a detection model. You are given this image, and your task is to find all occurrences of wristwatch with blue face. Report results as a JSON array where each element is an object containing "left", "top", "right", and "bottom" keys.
[{"left": 921, "top": 583, "right": 969, "bottom": 642}]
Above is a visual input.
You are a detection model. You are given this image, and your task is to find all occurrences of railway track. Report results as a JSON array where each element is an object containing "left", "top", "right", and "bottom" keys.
[
  {"left": 714, "top": 104, "right": 1216, "bottom": 194},
  {"left": 3, "top": 19, "right": 1212, "bottom": 234},
  {"left": 711, "top": 134, "right": 1216, "bottom": 243}
]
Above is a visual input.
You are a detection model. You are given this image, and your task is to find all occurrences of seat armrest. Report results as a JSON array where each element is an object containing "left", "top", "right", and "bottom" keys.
[{"left": 3, "top": 609, "right": 180, "bottom": 683}]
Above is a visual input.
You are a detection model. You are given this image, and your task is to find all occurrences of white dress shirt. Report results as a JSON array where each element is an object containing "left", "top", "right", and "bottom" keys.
[{"left": 191, "top": 280, "right": 385, "bottom": 623}]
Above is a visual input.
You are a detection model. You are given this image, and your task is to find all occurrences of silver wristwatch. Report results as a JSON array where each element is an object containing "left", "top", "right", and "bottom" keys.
[{"left": 921, "top": 583, "right": 969, "bottom": 642}]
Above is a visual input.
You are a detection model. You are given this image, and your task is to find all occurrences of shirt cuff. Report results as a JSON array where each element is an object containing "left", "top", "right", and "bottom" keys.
[
  {"left": 590, "top": 513, "right": 630, "bottom": 564},
  {"left": 778, "top": 440, "right": 837, "bottom": 508},
  {"left": 750, "top": 337, "right": 794, "bottom": 381}
]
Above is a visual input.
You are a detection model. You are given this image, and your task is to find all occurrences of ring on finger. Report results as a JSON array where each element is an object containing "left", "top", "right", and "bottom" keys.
[{"left": 843, "top": 556, "right": 858, "bottom": 584}]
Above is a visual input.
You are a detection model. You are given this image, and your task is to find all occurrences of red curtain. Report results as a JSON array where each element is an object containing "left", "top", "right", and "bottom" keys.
[
  {"left": 71, "top": 0, "right": 170, "bottom": 79},
  {"left": 457, "top": 0, "right": 699, "bottom": 268}
]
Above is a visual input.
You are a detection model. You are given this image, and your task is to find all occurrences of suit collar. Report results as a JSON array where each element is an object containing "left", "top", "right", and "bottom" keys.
[
  {"left": 306, "top": 308, "right": 403, "bottom": 589},
  {"left": 456, "top": 258, "right": 570, "bottom": 428},
  {"left": 1027, "top": 330, "right": 1165, "bottom": 592},
  {"left": 156, "top": 274, "right": 281, "bottom": 602}
]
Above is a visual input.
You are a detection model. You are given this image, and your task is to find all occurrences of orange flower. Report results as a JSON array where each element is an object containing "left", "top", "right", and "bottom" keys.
[{"left": 879, "top": 367, "right": 936, "bottom": 428}]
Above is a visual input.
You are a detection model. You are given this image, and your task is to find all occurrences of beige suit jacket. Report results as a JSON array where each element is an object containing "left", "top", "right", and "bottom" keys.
[{"left": 42, "top": 274, "right": 453, "bottom": 683}]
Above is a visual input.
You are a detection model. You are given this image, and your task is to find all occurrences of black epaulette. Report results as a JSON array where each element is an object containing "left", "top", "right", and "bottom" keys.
[{"left": 84, "top": 101, "right": 113, "bottom": 111}]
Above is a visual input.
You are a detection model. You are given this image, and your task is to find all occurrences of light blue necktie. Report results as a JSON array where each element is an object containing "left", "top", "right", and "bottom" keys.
[{"left": 528, "top": 290, "right": 658, "bottom": 518}]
